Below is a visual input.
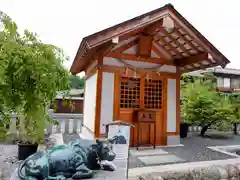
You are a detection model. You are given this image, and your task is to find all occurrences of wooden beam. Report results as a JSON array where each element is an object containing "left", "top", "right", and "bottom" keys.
[
  {"left": 113, "top": 71, "right": 120, "bottom": 121},
  {"left": 174, "top": 53, "right": 208, "bottom": 66},
  {"left": 76, "top": 42, "right": 116, "bottom": 74},
  {"left": 173, "top": 28, "right": 199, "bottom": 52},
  {"left": 100, "top": 65, "right": 180, "bottom": 79},
  {"left": 154, "top": 41, "right": 172, "bottom": 59},
  {"left": 159, "top": 27, "right": 190, "bottom": 56},
  {"left": 112, "top": 38, "right": 139, "bottom": 53},
  {"left": 152, "top": 42, "right": 171, "bottom": 59},
  {"left": 154, "top": 33, "right": 181, "bottom": 57},
  {"left": 138, "top": 35, "right": 153, "bottom": 58},
  {"left": 151, "top": 44, "right": 163, "bottom": 57},
  {"left": 119, "top": 29, "right": 144, "bottom": 41},
  {"left": 91, "top": 42, "right": 117, "bottom": 60},
  {"left": 94, "top": 55, "right": 103, "bottom": 138},
  {"left": 102, "top": 43, "right": 117, "bottom": 56},
  {"left": 105, "top": 52, "right": 175, "bottom": 65},
  {"left": 144, "top": 19, "right": 164, "bottom": 35}
]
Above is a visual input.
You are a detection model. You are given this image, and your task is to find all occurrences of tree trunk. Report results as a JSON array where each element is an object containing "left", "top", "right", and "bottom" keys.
[
  {"left": 200, "top": 126, "right": 208, "bottom": 136},
  {"left": 233, "top": 123, "right": 238, "bottom": 135}
]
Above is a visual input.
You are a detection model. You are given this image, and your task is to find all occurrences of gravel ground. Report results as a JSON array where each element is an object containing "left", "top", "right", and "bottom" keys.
[
  {"left": 0, "top": 143, "right": 22, "bottom": 180},
  {"left": 161, "top": 132, "right": 240, "bottom": 163}
]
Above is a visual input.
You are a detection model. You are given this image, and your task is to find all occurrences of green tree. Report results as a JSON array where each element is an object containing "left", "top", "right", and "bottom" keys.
[
  {"left": 68, "top": 75, "right": 84, "bottom": 89},
  {"left": 0, "top": 12, "right": 69, "bottom": 143},
  {"left": 228, "top": 93, "right": 240, "bottom": 134},
  {"left": 182, "top": 74, "right": 234, "bottom": 136}
]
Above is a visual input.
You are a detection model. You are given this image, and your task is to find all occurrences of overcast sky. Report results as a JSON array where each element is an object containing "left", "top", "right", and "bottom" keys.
[{"left": 1, "top": 0, "right": 240, "bottom": 71}]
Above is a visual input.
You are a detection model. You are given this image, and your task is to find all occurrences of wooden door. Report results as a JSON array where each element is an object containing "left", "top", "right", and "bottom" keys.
[
  {"left": 117, "top": 75, "right": 165, "bottom": 147},
  {"left": 142, "top": 78, "right": 164, "bottom": 146},
  {"left": 118, "top": 77, "right": 140, "bottom": 146}
]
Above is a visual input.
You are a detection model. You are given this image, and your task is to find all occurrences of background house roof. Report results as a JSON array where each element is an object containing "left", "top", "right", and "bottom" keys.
[
  {"left": 187, "top": 67, "right": 240, "bottom": 76},
  {"left": 56, "top": 89, "right": 84, "bottom": 100}
]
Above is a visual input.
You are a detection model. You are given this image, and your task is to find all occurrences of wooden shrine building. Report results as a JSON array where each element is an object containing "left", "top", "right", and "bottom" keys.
[{"left": 70, "top": 4, "right": 230, "bottom": 147}]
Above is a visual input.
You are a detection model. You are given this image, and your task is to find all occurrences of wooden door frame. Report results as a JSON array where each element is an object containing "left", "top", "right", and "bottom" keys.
[{"left": 112, "top": 71, "right": 168, "bottom": 145}]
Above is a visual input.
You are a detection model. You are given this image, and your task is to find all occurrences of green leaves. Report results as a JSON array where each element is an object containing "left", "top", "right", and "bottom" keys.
[
  {"left": 68, "top": 75, "right": 84, "bottom": 89},
  {"left": 181, "top": 74, "right": 234, "bottom": 131},
  {"left": 0, "top": 11, "right": 69, "bottom": 143},
  {"left": 228, "top": 92, "right": 240, "bottom": 123}
]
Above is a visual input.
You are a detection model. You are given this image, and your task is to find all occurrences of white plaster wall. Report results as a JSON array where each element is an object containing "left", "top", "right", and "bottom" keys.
[
  {"left": 103, "top": 57, "right": 176, "bottom": 73},
  {"left": 167, "top": 79, "right": 176, "bottom": 132},
  {"left": 100, "top": 72, "right": 115, "bottom": 134},
  {"left": 223, "top": 78, "right": 230, "bottom": 88},
  {"left": 82, "top": 73, "right": 97, "bottom": 139}
]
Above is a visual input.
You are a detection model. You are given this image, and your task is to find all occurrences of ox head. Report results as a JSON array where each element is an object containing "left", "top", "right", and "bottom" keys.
[{"left": 96, "top": 138, "right": 116, "bottom": 161}]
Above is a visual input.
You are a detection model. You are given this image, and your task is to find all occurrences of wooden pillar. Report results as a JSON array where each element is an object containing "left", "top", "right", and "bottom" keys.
[
  {"left": 113, "top": 71, "right": 120, "bottom": 121},
  {"left": 94, "top": 55, "right": 103, "bottom": 138}
]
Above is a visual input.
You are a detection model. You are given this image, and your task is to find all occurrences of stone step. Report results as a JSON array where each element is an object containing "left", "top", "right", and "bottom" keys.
[
  {"left": 130, "top": 148, "right": 168, "bottom": 157},
  {"left": 138, "top": 154, "right": 185, "bottom": 165}
]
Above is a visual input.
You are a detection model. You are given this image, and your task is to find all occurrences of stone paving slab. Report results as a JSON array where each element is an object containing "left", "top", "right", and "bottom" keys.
[
  {"left": 138, "top": 154, "right": 185, "bottom": 165},
  {"left": 130, "top": 148, "right": 168, "bottom": 157}
]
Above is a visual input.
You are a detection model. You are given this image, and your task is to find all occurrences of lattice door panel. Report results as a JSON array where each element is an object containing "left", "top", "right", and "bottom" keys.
[
  {"left": 144, "top": 79, "right": 163, "bottom": 109},
  {"left": 120, "top": 77, "right": 140, "bottom": 108}
]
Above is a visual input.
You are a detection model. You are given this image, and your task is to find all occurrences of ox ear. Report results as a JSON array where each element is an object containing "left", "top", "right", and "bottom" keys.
[
  {"left": 96, "top": 138, "right": 105, "bottom": 144},
  {"left": 96, "top": 138, "right": 101, "bottom": 144}
]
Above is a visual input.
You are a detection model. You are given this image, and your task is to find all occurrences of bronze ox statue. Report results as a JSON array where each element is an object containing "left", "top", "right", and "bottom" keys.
[{"left": 18, "top": 138, "right": 117, "bottom": 180}]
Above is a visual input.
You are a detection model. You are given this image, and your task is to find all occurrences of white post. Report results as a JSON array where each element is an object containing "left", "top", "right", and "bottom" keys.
[
  {"left": 79, "top": 117, "right": 82, "bottom": 133},
  {"left": 73, "top": 118, "right": 78, "bottom": 133},
  {"left": 56, "top": 118, "right": 61, "bottom": 133},
  {"left": 188, "top": 126, "right": 192, "bottom": 132},
  {"left": 64, "top": 119, "right": 70, "bottom": 134}
]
